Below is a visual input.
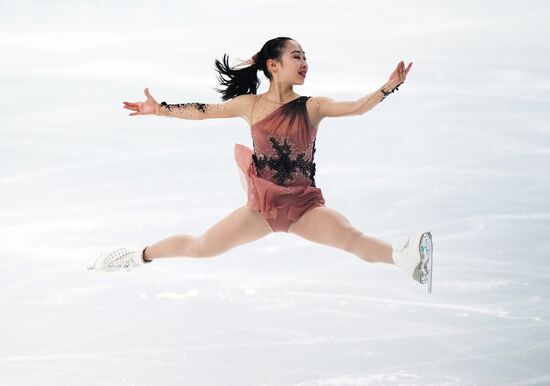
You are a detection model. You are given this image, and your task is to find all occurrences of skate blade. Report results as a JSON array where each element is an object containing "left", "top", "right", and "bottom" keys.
[
  {"left": 86, "top": 252, "right": 106, "bottom": 272},
  {"left": 419, "top": 232, "right": 433, "bottom": 293}
]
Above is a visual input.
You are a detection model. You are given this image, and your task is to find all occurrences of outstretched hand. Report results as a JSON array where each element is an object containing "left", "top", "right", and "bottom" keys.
[
  {"left": 387, "top": 61, "right": 412, "bottom": 90},
  {"left": 122, "top": 88, "right": 159, "bottom": 116}
]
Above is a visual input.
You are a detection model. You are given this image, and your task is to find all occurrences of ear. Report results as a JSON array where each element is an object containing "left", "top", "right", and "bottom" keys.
[{"left": 267, "top": 57, "right": 281, "bottom": 73}]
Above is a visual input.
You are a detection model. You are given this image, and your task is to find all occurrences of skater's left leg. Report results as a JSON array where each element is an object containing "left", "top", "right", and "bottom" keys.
[{"left": 287, "top": 206, "right": 394, "bottom": 264}]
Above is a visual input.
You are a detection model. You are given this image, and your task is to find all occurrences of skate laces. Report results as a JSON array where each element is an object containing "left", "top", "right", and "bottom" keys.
[
  {"left": 394, "top": 235, "right": 410, "bottom": 256},
  {"left": 108, "top": 248, "right": 135, "bottom": 270}
]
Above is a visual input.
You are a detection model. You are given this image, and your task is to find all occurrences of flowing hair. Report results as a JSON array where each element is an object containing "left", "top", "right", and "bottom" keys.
[{"left": 213, "top": 37, "right": 293, "bottom": 101}]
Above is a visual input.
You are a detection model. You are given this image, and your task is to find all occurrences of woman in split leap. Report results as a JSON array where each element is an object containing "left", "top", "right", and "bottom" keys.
[{"left": 87, "top": 37, "right": 433, "bottom": 293}]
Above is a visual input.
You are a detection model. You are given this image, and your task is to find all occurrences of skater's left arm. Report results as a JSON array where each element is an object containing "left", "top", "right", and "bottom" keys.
[
  {"left": 311, "top": 83, "right": 391, "bottom": 119},
  {"left": 312, "top": 61, "right": 412, "bottom": 120}
]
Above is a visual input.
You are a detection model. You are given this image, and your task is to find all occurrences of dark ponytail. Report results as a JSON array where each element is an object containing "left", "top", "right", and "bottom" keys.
[{"left": 213, "top": 37, "right": 293, "bottom": 101}]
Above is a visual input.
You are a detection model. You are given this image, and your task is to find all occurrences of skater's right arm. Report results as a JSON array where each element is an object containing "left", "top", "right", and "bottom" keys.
[
  {"left": 155, "top": 94, "right": 248, "bottom": 121},
  {"left": 123, "top": 88, "right": 248, "bottom": 121}
]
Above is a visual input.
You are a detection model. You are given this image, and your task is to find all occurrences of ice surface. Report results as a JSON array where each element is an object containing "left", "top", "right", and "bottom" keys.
[{"left": 1, "top": 1, "right": 549, "bottom": 385}]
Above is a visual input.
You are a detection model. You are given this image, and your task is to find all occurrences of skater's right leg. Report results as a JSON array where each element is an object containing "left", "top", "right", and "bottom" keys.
[{"left": 143, "top": 205, "right": 273, "bottom": 260}]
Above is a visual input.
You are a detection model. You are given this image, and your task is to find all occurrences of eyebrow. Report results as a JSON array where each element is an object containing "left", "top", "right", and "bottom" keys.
[{"left": 291, "top": 50, "right": 306, "bottom": 55}]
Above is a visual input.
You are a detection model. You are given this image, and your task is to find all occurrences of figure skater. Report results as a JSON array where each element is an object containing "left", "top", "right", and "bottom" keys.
[{"left": 87, "top": 37, "right": 433, "bottom": 293}]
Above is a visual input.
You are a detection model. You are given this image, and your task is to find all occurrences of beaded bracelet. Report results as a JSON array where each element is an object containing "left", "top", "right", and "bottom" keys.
[
  {"left": 156, "top": 101, "right": 168, "bottom": 116},
  {"left": 379, "top": 81, "right": 404, "bottom": 102}
]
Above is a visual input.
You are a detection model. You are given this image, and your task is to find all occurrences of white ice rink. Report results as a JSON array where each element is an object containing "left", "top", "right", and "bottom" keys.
[{"left": 1, "top": 1, "right": 549, "bottom": 385}]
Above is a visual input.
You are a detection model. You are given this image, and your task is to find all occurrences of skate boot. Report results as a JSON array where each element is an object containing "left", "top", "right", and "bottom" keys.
[
  {"left": 87, "top": 245, "right": 152, "bottom": 272},
  {"left": 392, "top": 231, "right": 433, "bottom": 293}
]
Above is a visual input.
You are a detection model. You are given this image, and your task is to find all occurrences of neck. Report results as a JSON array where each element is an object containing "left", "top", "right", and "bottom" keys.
[{"left": 264, "top": 83, "right": 297, "bottom": 103}]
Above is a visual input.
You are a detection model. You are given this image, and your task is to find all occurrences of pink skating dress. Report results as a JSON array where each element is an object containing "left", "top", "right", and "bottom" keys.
[{"left": 234, "top": 95, "right": 326, "bottom": 232}]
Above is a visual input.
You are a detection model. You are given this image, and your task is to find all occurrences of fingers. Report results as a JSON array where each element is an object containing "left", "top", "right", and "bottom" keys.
[
  {"left": 400, "top": 61, "right": 412, "bottom": 72},
  {"left": 397, "top": 60, "right": 413, "bottom": 80},
  {"left": 123, "top": 102, "right": 140, "bottom": 113},
  {"left": 122, "top": 87, "right": 150, "bottom": 108},
  {"left": 123, "top": 100, "right": 141, "bottom": 115},
  {"left": 122, "top": 88, "right": 154, "bottom": 116},
  {"left": 122, "top": 103, "right": 138, "bottom": 112}
]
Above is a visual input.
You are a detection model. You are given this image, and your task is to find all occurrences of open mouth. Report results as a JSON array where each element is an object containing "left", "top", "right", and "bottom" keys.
[{"left": 299, "top": 71, "right": 307, "bottom": 77}]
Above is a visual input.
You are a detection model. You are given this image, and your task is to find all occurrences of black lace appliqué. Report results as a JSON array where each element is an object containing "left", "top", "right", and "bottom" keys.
[
  {"left": 379, "top": 81, "right": 403, "bottom": 102},
  {"left": 159, "top": 101, "right": 207, "bottom": 113},
  {"left": 252, "top": 137, "right": 317, "bottom": 187}
]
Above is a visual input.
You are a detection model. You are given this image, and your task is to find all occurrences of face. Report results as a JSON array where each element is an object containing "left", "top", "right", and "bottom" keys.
[{"left": 267, "top": 40, "right": 308, "bottom": 84}]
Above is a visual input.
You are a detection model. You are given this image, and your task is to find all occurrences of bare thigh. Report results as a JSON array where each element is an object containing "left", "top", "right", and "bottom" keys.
[
  {"left": 196, "top": 205, "right": 273, "bottom": 257},
  {"left": 287, "top": 206, "right": 362, "bottom": 251},
  {"left": 287, "top": 206, "right": 393, "bottom": 263}
]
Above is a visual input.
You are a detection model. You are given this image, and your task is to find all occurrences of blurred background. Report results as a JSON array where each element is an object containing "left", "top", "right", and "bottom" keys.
[{"left": 1, "top": 0, "right": 549, "bottom": 385}]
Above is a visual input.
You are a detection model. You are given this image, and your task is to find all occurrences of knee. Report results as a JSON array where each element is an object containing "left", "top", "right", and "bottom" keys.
[
  {"left": 341, "top": 227, "right": 364, "bottom": 253},
  {"left": 193, "top": 235, "right": 219, "bottom": 258}
]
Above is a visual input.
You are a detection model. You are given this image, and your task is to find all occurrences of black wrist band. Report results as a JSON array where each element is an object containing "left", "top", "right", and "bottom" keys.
[{"left": 380, "top": 81, "right": 404, "bottom": 101}]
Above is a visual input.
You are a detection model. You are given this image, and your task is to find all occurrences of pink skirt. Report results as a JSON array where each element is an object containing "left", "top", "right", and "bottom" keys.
[{"left": 234, "top": 143, "right": 325, "bottom": 231}]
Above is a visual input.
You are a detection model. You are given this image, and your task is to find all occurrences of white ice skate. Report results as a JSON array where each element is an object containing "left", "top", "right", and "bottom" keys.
[
  {"left": 392, "top": 231, "right": 433, "bottom": 293},
  {"left": 87, "top": 245, "right": 152, "bottom": 272}
]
